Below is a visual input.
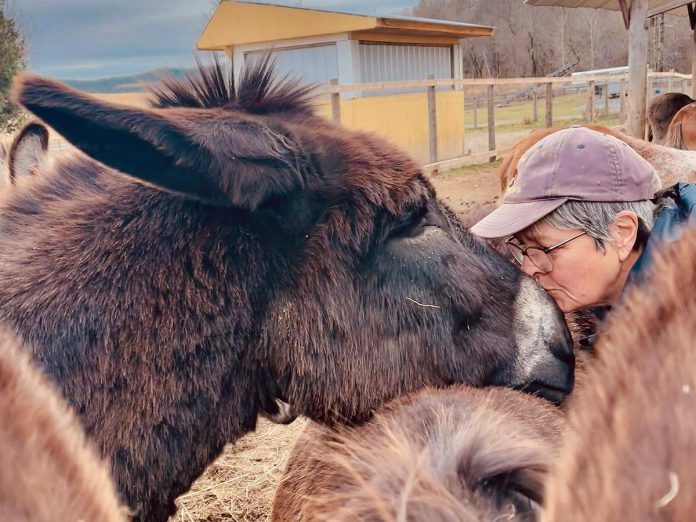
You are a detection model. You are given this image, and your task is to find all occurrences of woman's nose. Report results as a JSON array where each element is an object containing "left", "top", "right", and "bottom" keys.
[{"left": 520, "top": 256, "right": 543, "bottom": 277}]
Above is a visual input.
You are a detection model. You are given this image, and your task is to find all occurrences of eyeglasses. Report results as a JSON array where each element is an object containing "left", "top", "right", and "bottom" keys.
[{"left": 505, "top": 231, "right": 587, "bottom": 273}]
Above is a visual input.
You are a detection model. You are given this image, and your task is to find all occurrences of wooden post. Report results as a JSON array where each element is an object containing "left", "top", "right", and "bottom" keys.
[
  {"left": 586, "top": 81, "right": 595, "bottom": 122},
  {"left": 487, "top": 83, "right": 496, "bottom": 162},
  {"left": 692, "top": 29, "right": 696, "bottom": 99},
  {"left": 427, "top": 74, "right": 438, "bottom": 164},
  {"left": 330, "top": 78, "right": 341, "bottom": 123},
  {"left": 603, "top": 81, "right": 610, "bottom": 117},
  {"left": 532, "top": 86, "right": 539, "bottom": 123},
  {"left": 462, "top": 87, "right": 467, "bottom": 156},
  {"left": 627, "top": 0, "right": 649, "bottom": 138},
  {"left": 473, "top": 96, "right": 478, "bottom": 129},
  {"left": 620, "top": 78, "right": 626, "bottom": 119},
  {"left": 545, "top": 82, "right": 553, "bottom": 128}
]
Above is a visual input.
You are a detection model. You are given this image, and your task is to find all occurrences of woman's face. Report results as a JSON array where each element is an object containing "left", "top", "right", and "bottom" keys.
[{"left": 515, "top": 222, "right": 624, "bottom": 313}]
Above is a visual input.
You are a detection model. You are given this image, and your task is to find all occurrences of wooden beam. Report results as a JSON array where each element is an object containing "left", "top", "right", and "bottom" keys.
[
  {"left": 627, "top": 0, "right": 649, "bottom": 138},
  {"left": 648, "top": 0, "right": 694, "bottom": 18},
  {"left": 618, "top": 0, "right": 632, "bottom": 30},
  {"left": 487, "top": 84, "right": 496, "bottom": 162},
  {"left": 689, "top": 2, "right": 696, "bottom": 30},
  {"left": 692, "top": 28, "right": 696, "bottom": 99}
]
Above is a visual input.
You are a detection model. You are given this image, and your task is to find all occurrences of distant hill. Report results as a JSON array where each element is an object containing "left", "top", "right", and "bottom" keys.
[{"left": 61, "top": 67, "right": 195, "bottom": 93}]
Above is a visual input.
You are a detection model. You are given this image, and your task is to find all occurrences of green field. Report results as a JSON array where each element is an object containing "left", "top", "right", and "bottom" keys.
[{"left": 464, "top": 93, "right": 623, "bottom": 135}]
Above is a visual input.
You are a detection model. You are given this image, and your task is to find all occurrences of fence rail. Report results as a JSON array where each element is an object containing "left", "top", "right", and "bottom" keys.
[{"left": 316, "top": 71, "right": 692, "bottom": 174}]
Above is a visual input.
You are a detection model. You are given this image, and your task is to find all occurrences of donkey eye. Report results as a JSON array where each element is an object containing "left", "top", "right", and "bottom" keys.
[{"left": 387, "top": 207, "right": 429, "bottom": 240}]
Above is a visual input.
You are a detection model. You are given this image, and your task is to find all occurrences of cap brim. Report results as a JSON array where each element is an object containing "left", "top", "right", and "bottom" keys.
[{"left": 470, "top": 198, "right": 568, "bottom": 238}]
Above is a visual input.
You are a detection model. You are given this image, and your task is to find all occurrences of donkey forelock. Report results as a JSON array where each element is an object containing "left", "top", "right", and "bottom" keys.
[{"left": 149, "top": 54, "right": 316, "bottom": 115}]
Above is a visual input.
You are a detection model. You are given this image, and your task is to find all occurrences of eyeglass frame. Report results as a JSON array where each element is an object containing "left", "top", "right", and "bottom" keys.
[{"left": 505, "top": 231, "right": 587, "bottom": 273}]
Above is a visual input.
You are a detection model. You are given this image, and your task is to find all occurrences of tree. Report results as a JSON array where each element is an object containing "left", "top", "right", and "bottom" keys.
[
  {"left": 411, "top": 0, "right": 692, "bottom": 78},
  {"left": 0, "top": 8, "right": 27, "bottom": 132}
]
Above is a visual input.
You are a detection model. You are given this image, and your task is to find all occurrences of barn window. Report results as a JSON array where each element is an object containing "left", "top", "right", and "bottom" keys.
[{"left": 245, "top": 44, "right": 339, "bottom": 85}]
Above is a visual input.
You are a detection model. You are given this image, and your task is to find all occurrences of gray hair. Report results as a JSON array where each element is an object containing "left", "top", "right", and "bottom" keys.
[
  {"left": 533, "top": 164, "right": 662, "bottom": 253},
  {"left": 537, "top": 200, "right": 657, "bottom": 253}
]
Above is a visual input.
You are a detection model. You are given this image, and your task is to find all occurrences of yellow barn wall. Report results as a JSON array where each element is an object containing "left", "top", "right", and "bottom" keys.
[{"left": 315, "top": 91, "right": 465, "bottom": 165}]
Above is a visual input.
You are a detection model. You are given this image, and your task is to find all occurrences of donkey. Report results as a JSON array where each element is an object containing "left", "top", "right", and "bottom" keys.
[
  {"left": 0, "top": 325, "right": 125, "bottom": 521},
  {"left": 273, "top": 384, "right": 563, "bottom": 521},
  {"left": 3, "top": 59, "right": 573, "bottom": 521},
  {"left": 647, "top": 92, "right": 693, "bottom": 144},
  {"left": 7, "top": 120, "right": 49, "bottom": 184},
  {"left": 544, "top": 226, "right": 696, "bottom": 521},
  {"left": 0, "top": 121, "right": 47, "bottom": 185},
  {"left": 665, "top": 102, "right": 696, "bottom": 150},
  {"left": 499, "top": 124, "right": 696, "bottom": 194}
]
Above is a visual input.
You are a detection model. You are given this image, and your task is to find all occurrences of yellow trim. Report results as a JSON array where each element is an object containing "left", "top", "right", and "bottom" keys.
[
  {"left": 350, "top": 32, "right": 459, "bottom": 46},
  {"left": 375, "top": 18, "right": 493, "bottom": 38},
  {"left": 197, "top": 1, "right": 492, "bottom": 51}
]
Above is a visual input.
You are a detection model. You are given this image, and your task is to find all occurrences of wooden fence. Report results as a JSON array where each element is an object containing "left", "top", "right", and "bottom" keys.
[{"left": 318, "top": 71, "right": 692, "bottom": 175}]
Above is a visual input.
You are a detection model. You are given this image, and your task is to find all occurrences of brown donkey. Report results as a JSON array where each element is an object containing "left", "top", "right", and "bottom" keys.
[
  {"left": 273, "top": 385, "right": 563, "bottom": 521},
  {"left": 647, "top": 92, "right": 693, "bottom": 144},
  {"left": 3, "top": 59, "right": 573, "bottom": 521},
  {"left": 0, "top": 326, "right": 125, "bottom": 521},
  {"left": 665, "top": 102, "right": 696, "bottom": 151},
  {"left": 544, "top": 226, "right": 696, "bottom": 521}
]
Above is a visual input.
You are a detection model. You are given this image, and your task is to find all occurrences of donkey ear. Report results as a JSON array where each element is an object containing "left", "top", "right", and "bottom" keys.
[
  {"left": 8, "top": 121, "right": 49, "bottom": 185},
  {"left": 12, "top": 75, "right": 229, "bottom": 204},
  {"left": 0, "top": 140, "right": 7, "bottom": 171}
]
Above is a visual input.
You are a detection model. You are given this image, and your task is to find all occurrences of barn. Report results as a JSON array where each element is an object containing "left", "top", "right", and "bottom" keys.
[{"left": 197, "top": 1, "right": 494, "bottom": 165}]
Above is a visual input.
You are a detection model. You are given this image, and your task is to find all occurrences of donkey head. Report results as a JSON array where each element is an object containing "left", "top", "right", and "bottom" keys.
[{"left": 13, "top": 58, "right": 573, "bottom": 424}]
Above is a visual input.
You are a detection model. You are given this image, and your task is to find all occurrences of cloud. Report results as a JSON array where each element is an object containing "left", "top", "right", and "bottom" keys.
[{"left": 14, "top": 0, "right": 419, "bottom": 80}]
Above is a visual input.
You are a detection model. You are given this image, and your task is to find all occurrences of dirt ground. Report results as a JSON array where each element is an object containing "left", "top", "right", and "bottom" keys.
[{"left": 169, "top": 161, "right": 504, "bottom": 522}]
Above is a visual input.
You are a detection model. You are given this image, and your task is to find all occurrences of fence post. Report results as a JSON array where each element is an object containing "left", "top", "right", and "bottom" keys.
[
  {"left": 532, "top": 86, "right": 539, "bottom": 123},
  {"left": 473, "top": 96, "right": 478, "bottom": 129},
  {"left": 487, "top": 83, "right": 496, "bottom": 162},
  {"left": 330, "top": 78, "right": 341, "bottom": 123},
  {"left": 586, "top": 80, "right": 595, "bottom": 122},
  {"left": 620, "top": 78, "right": 626, "bottom": 119},
  {"left": 545, "top": 82, "right": 553, "bottom": 128},
  {"left": 603, "top": 81, "right": 609, "bottom": 117},
  {"left": 427, "top": 74, "right": 438, "bottom": 164},
  {"left": 462, "top": 87, "right": 467, "bottom": 156}
]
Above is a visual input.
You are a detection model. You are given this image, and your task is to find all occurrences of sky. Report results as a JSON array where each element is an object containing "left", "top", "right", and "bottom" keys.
[{"left": 12, "top": 0, "right": 420, "bottom": 80}]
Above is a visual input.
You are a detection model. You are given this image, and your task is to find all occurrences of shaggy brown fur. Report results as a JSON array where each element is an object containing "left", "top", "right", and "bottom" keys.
[
  {"left": 665, "top": 102, "right": 696, "bottom": 151},
  {"left": 0, "top": 326, "right": 125, "bottom": 521},
  {"left": 273, "top": 385, "right": 563, "bottom": 521},
  {"left": 3, "top": 58, "right": 573, "bottom": 520},
  {"left": 648, "top": 92, "right": 693, "bottom": 144},
  {"left": 499, "top": 124, "right": 696, "bottom": 193},
  {"left": 544, "top": 226, "right": 696, "bottom": 521}
]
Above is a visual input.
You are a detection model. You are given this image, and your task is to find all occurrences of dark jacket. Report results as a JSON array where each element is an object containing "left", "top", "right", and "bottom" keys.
[{"left": 581, "top": 183, "right": 696, "bottom": 347}]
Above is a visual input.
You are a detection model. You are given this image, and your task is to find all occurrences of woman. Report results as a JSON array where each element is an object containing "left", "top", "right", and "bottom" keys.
[{"left": 472, "top": 126, "right": 695, "bottom": 322}]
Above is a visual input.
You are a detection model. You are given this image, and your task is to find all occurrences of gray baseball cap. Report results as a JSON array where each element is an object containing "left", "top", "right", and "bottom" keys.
[{"left": 470, "top": 126, "right": 657, "bottom": 239}]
